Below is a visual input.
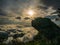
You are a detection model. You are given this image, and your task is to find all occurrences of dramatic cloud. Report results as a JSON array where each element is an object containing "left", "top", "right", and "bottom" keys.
[
  {"left": 0, "top": 26, "right": 38, "bottom": 43},
  {"left": 0, "top": 0, "right": 39, "bottom": 16}
]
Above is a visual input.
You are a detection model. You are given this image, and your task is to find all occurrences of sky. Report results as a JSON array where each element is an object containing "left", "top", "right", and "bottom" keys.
[
  {"left": 0, "top": 0, "right": 60, "bottom": 26},
  {"left": 0, "top": 0, "right": 59, "bottom": 28},
  {"left": 40, "top": 0, "right": 60, "bottom": 9},
  {"left": 0, "top": 0, "right": 39, "bottom": 16},
  {"left": 0, "top": 0, "right": 58, "bottom": 17},
  {"left": 0, "top": 1, "right": 39, "bottom": 43},
  {"left": 0, "top": 0, "right": 60, "bottom": 43}
]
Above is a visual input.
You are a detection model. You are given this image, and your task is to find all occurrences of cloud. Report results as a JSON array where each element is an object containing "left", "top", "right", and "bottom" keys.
[
  {"left": 24, "top": 17, "right": 30, "bottom": 20},
  {"left": 0, "top": 18, "right": 18, "bottom": 25},
  {"left": 40, "top": 0, "right": 60, "bottom": 9},
  {"left": 16, "top": 17, "right": 21, "bottom": 20},
  {"left": 0, "top": 0, "right": 36, "bottom": 16},
  {"left": 0, "top": 26, "right": 38, "bottom": 44},
  {"left": 0, "top": 9, "right": 6, "bottom": 16}
]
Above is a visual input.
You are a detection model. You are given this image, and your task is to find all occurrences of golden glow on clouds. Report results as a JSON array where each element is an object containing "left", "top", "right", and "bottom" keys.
[
  {"left": 27, "top": 10, "right": 35, "bottom": 16},
  {"left": 22, "top": 6, "right": 38, "bottom": 18}
]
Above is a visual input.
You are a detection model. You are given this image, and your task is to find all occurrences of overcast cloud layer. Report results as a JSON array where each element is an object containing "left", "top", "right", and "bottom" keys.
[
  {"left": 0, "top": 0, "right": 39, "bottom": 16},
  {"left": 0, "top": 0, "right": 58, "bottom": 17}
]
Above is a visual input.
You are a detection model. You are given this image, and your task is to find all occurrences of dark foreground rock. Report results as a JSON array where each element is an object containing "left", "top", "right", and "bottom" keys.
[{"left": 32, "top": 17, "right": 60, "bottom": 40}]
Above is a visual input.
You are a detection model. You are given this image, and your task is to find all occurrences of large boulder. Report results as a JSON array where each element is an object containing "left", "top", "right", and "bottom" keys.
[{"left": 31, "top": 17, "right": 60, "bottom": 40}]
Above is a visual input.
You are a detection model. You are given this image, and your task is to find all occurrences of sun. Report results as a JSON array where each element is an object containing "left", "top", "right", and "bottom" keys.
[{"left": 27, "top": 10, "right": 34, "bottom": 16}]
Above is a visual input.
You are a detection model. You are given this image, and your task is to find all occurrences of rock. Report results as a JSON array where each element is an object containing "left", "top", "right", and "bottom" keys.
[{"left": 31, "top": 17, "right": 60, "bottom": 40}]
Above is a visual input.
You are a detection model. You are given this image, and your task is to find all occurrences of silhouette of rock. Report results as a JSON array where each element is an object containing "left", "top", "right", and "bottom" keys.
[{"left": 32, "top": 17, "right": 60, "bottom": 40}]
